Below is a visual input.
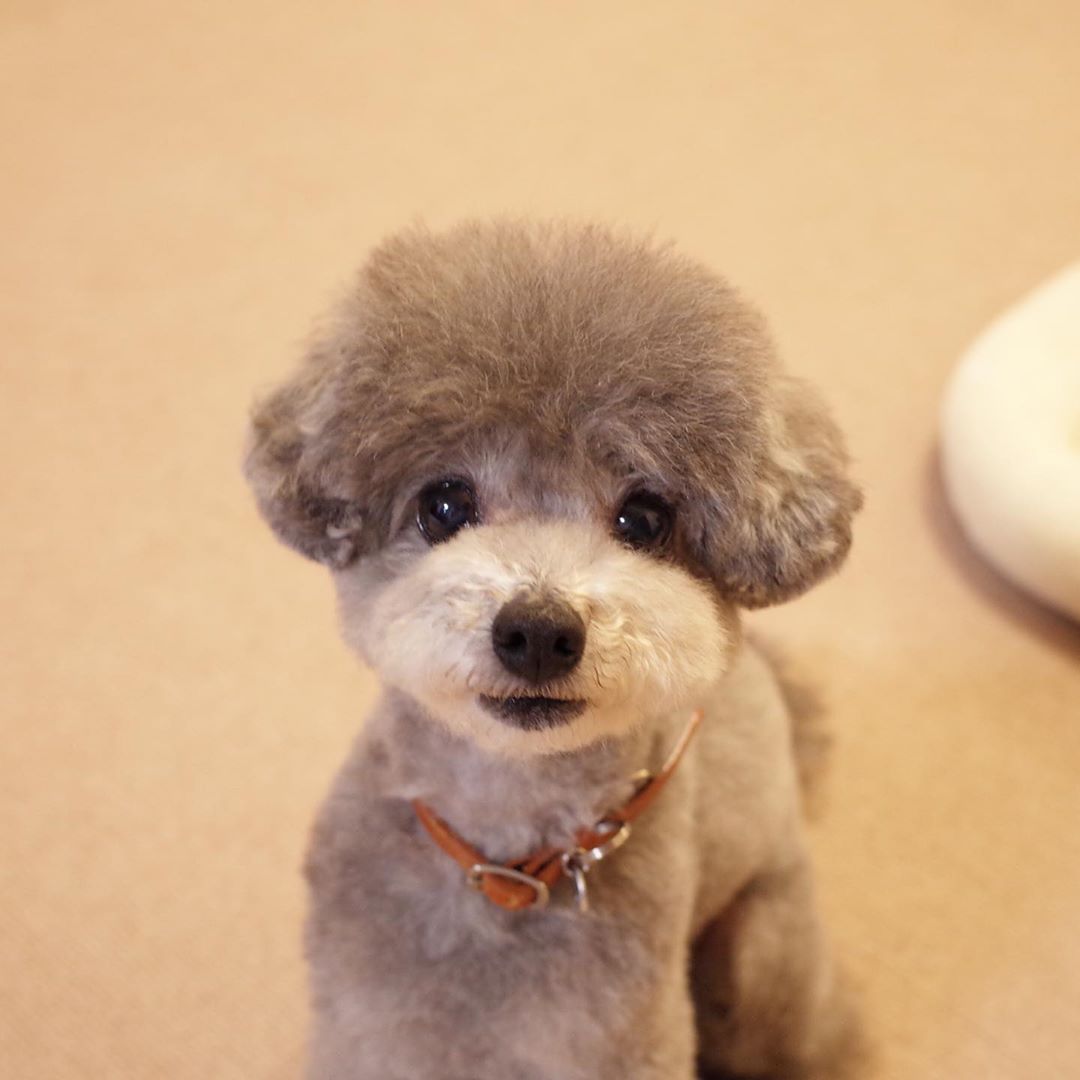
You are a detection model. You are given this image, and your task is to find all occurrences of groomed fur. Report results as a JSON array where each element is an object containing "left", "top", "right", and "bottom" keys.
[
  {"left": 246, "top": 220, "right": 861, "bottom": 605},
  {"left": 244, "top": 220, "right": 864, "bottom": 1080}
]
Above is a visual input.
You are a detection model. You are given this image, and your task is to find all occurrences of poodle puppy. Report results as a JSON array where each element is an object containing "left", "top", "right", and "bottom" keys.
[{"left": 244, "top": 220, "right": 862, "bottom": 1080}]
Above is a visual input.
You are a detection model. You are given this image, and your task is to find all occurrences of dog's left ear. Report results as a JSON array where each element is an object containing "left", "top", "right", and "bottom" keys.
[{"left": 708, "top": 377, "right": 863, "bottom": 608}]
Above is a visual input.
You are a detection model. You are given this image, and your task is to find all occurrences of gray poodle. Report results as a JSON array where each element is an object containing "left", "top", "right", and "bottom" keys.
[{"left": 244, "top": 220, "right": 863, "bottom": 1080}]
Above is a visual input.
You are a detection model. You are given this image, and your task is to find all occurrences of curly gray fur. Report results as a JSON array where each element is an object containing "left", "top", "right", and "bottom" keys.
[{"left": 244, "top": 220, "right": 864, "bottom": 1079}]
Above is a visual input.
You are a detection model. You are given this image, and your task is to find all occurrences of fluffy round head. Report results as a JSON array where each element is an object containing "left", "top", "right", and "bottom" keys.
[{"left": 245, "top": 221, "right": 860, "bottom": 754}]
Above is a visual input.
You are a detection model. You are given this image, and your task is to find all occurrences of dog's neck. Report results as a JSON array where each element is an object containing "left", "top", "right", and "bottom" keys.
[{"left": 365, "top": 690, "right": 670, "bottom": 862}]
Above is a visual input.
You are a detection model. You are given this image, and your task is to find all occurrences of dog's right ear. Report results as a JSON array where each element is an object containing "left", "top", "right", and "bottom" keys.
[{"left": 243, "top": 357, "right": 363, "bottom": 568}]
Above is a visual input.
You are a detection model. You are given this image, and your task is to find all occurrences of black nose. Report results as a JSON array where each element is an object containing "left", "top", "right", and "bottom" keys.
[{"left": 491, "top": 596, "right": 586, "bottom": 684}]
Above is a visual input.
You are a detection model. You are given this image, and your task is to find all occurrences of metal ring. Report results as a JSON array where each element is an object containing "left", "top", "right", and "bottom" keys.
[
  {"left": 466, "top": 863, "right": 550, "bottom": 908},
  {"left": 579, "top": 820, "right": 633, "bottom": 865},
  {"left": 562, "top": 821, "right": 634, "bottom": 877}
]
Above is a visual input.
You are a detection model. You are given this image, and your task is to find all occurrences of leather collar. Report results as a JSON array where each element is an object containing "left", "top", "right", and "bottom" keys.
[{"left": 412, "top": 708, "right": 704, "bottom": 913}]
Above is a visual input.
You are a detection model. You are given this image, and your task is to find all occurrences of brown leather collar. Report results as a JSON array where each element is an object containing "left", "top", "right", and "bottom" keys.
[{"left": 412, "top": 708, "right": 704, "bottom": 913}]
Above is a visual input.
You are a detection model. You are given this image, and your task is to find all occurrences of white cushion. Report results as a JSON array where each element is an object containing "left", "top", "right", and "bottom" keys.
[{"left": 942, "top": 263, "right": 1080, "bottom": 623}]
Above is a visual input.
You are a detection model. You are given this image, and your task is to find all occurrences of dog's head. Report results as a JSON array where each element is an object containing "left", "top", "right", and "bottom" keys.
[{"left": 245, "top": 221, "right": 861, "bottom": 755}]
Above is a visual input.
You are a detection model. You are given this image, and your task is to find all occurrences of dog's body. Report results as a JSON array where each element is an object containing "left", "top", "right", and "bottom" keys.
[
  {"left": 306, "top": 646, "right": 829, "bottom": 1080},
  {"left": 245, "top": 221, "right": 861, "bottom": 1079}
]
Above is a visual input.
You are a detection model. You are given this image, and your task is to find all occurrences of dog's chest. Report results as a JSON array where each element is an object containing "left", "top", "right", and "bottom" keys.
[
  {"left": 305, "top": 789, "right": 697, "bottom": 1079},
  {"left": 312, "top": 902, "right": 685, "bottom": 1078}
]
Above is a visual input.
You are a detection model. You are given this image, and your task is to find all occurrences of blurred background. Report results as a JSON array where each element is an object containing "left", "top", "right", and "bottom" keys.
[{"left": 2, "top": 3, "right": 1079, "bottom": 1078}]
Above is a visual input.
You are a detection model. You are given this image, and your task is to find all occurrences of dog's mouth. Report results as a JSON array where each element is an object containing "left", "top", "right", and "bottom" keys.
[{"left": 478, "top": 694, "right": 587, "bottom": 730}]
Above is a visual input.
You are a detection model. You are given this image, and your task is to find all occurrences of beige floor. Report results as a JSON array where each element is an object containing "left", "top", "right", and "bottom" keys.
[{"left": 3, "top": 3, "right": 1079, "bottom": 1078}]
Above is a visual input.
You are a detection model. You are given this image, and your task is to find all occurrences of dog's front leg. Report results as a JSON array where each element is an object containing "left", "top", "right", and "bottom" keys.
[{"left": 691, "top": 859, "right": 857, "bottom": 1080}]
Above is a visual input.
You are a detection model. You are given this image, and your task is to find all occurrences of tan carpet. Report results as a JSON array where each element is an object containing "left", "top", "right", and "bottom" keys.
[{"left": 3, "top": 3, "right": 1079, "bottom": 1077}]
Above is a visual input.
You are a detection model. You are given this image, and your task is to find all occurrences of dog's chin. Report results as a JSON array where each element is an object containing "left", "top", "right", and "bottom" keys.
[{"left": 477, "top": 694, "right": 587, "bottom": 731}]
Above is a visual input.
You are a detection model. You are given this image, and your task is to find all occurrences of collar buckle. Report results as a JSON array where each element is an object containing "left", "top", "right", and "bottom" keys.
[{"left": 466, "top": 863, "right": 551, "bottom": 909}]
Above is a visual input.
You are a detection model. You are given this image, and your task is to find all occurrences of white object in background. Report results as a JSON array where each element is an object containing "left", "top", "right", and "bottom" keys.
[{"left": 941, "top": 263, "right": 1080, "bottom": 624}]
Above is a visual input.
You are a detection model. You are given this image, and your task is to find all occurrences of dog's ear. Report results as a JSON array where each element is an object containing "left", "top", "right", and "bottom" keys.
[
  {"left": 243, "top": 349, "right": 363, "bottom": 568},
  {"left": 708, "top": 377, "right": 862, "bottom": 608}
]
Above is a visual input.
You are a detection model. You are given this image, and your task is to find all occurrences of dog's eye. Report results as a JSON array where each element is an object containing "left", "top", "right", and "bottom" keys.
[
  {"left": 614, "top": 492, "right": 673, "bottom": 551},
  {"left": 417, "top": 479, "right": 478, "bottom": 544}
]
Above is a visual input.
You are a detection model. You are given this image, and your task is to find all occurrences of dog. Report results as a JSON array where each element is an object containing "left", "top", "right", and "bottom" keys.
[{"left": 244, "top": 220, "right": 863, "bottom": 1079}]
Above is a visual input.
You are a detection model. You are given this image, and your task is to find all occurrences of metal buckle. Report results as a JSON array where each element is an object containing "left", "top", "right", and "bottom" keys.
[
  {"left": 466, "top": 863, "right": 550, "bottom": 909},
  {"left": 560, "top": 820, "right": 633, "bottom": 913}
]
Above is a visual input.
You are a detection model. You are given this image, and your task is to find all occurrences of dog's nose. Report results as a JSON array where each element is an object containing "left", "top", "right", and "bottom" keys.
[{"left": 491, "top": 596, "right": 586, "bottom": 684}]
